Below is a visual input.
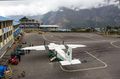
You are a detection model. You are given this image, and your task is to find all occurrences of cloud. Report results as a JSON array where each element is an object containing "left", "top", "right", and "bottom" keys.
[{"left": 0, "top": 0, "right": 106, "bottom": 16}]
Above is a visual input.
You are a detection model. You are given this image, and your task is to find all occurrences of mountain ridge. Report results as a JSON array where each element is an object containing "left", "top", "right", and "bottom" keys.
[{"left": 42, "top": 5, "right": 120, "bottom": 28}]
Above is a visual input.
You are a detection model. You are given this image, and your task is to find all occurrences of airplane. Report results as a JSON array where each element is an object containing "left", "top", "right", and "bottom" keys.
[{"left": 21, "top": 43, "right": 86, "bottom": 66}]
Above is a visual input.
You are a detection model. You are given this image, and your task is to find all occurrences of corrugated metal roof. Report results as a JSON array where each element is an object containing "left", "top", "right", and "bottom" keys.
[
  {"left": 0, "top": 16, "right": 12, "bottom": 21},
  {"left": 13, "top": 21, "right": 19, "bottom": 26},
  {"left": 40, "top": 25, "right": 59, "bottom": 28},
  {"left": 0, "top": 16, "right": 20, "bottom": 26}
]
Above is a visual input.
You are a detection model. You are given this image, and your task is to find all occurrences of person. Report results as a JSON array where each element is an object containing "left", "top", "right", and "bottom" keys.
[
  {"left": 29, "top": 44, "right": 31, "bottom": 47},
  {"left": 0, "top": 65, "right": 7, "bottom": 78},
  {"left": 17, "top": 54, "right": 21, "bottom": 62},
  {"left": 28, "top": 50, "right": 31, "bottom": 54},
  {"left": 31, "top": 44, "right": 33, "bottom": 46}
]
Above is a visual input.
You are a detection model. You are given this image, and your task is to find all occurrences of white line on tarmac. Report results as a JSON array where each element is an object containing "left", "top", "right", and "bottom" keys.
[
  {"left": 42, "top": 34, "right": 62, "bottom": 43},
  {"left": 42, "top": 34, "right": 107, "bottom": 44},
  {"left": 110, "top": 41, "right": 120, "bottom": 48},
  {"left": 42, "top": 33, "right": 109, "bottom": 44},
  {"left": 60, "top": 51, "right": 108, "bottom": 72},
  {"left": 42, "top": 34, "right": 51, "bottom": 42}
]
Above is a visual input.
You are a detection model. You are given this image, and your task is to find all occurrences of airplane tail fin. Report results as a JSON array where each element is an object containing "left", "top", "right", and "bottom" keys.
[
  {"left": 66, "top": 46, "right": 72, "bottom": 62},
  {"left": 61, "top": 45, "right": 81, "bottom": 66}
]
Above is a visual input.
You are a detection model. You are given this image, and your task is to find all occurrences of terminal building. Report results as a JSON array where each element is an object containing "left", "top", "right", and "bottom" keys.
[
  {"left": 19, "top": 17, "right": 40, "bottom": 29},
  {"left": 0, "top": 16, "right": 14, "bottom": 56}
]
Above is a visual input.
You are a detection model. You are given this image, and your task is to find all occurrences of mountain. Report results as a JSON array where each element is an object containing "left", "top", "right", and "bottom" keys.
[{"left": 42, "top": 5, "right": 120, "bottom": 28}]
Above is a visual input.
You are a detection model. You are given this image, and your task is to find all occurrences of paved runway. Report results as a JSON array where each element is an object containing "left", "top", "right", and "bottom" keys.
[{"left": 12, "top": 32, "right": 120, "bottom": 79}]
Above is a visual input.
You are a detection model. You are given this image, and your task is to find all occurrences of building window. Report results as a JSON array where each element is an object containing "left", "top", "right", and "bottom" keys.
[
  {"left": 6, "top": 32, "right": 8, "bottom": 38},
  {"left": 6, "top": 21, "right": 8, "bottom": 27},
  {"left": 4, "top": 34, "right": 7, "bottom": 40},
  {"left": 10, "top": 30, "right": 12, "bottom": 35},
  {"left": 8, "top": 22, "right": 10, "bottom": 26},
  {"left": 10, "top": 21, "right": 12, "bottom": 26},
  {"left": 0, "top": 22, "right": 1, "bottom": 29},
  {"left": 0, "top": 36, "right": 2, "bottom": 42},
  {"left": 3, "top": 21, "right": 6, "bottom": 28},
  {"left": 8, "top": 31, "right": 10, "bottom": 36},
  {"left": 8, "top": 30, "right": 12, "bottom": 36}
]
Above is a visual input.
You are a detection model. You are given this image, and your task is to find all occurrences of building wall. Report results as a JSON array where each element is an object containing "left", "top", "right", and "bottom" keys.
[
  {"left": 20, "top": 23, "right": 40, "bottom": 28},
  {"left": 19, "top": 17, "right": 40, "bottom": 29},
  {"left": 40, "top": 27, "right": 58, "bottom": 31},
  {"left": 13, "top": 27, "right": 22, "bottom": 38},
  {"left": 0, "top": 21, "right": 14, "bottom": 54}
]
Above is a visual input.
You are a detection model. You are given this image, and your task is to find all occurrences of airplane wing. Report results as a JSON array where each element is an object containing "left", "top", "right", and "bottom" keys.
[
  {"left": 48, "top": 43, "right": 66, "bottom": 50},
  {"left": 48, "top": 43, "right": 86, "bottom": 50},
  {"left": 21, "top": 45, "right": 46, "bottom": 51},
  {"left": 67, "top": 44, "right": 86, "bottom": 48}
]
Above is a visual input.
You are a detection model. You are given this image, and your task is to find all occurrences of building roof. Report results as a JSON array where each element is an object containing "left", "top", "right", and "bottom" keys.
[
  {"left": 0, "top": 16, "right": 20, "bottom": 26},
  {"left": 20, "top": 16, "right": 28, "bottom": 21},
  {"left": 20, "top": 16, "right": 36, "bottom": 21},
  {"left": 13, "top": 21, "right": 20, "bottom": 26},
  {"left": 40, "top": 25, "right": 59, "bottom": 28},
  {"left": 0, "top": 16, "right": 12, "bottom": 21}
]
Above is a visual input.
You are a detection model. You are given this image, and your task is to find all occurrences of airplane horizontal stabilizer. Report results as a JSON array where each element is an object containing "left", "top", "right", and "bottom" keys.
[
  {"left": 60, "top": 61, "right": 71, "bottom": 66},
  {"left": 71, "top": 59, "right": 81, "bottom": 65},
  {"left": 60, "top": 59, "right": 81, "bottom": 66},
  {"left": 67, "top": 44, "right": 86, "bottom": 48}
]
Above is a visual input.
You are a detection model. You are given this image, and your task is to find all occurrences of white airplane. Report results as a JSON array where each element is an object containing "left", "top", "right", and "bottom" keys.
[{"left": 21, "top": 43, "right": 86, "bottom": 66}]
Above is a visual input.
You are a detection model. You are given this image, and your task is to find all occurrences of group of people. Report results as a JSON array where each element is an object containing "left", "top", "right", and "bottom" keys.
[
  {"left": 21, "top": 42, "right": 34, "bottom": 55},
  {"left": 9, "top": 41, "right": 34, "bottom": 65}
]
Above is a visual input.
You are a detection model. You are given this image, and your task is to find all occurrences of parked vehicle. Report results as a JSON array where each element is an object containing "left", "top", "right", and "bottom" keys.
[{"left": 9, "top": 56, "right": 19, "bottom": 65}]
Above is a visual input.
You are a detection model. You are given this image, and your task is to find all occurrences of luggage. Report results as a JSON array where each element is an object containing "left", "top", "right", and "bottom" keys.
[{"left": 9, "top": 56, "right": 19, "bottom": 65}]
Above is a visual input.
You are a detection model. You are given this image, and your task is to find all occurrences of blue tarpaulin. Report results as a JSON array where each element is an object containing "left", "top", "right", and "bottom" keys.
[{"left": 0, "top": 65, "right": 7, "bottom": 78}]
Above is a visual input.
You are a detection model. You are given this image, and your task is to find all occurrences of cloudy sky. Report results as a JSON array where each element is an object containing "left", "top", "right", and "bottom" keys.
[{"left": 0, "top": 0, "right": 114, "bottom": 16}]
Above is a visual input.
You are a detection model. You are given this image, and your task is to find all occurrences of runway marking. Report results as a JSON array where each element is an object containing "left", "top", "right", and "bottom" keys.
[
  {"left": 42, "top": 34, "right": 51, "bottom": 42},
  {"left": 65, "top": 40, "right": 107, "bottom": 43},
  {"left": 42, "top": 34, "right": 109, "bottom": 45},
  {"left": 110, "top": 41, "right": 120, "bottom": 48},
  {"left": 42, "top": 34, "right": 107, "bottom": 44},
  {"left": 60, "top": 51, "right": 108, "bottom": 72},
  {"left": 42, "top": 34, "right": 62, "bottom": 43}
]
